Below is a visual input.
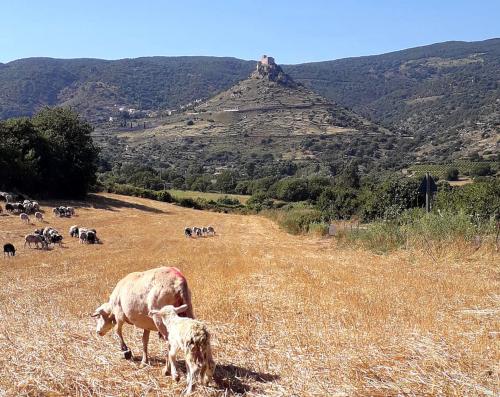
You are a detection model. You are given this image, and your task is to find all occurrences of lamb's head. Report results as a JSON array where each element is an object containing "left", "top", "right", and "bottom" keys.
[
  {"left": 149, "top": 304, "right": 188, "bottom": 325},
  {"left": 91, "top": 303, "right": 116, "bottom": 336}
]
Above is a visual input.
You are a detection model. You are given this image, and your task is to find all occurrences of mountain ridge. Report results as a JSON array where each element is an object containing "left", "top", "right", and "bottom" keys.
[{"left": 1, "top": 38, "right": 498, "bottom": 163}]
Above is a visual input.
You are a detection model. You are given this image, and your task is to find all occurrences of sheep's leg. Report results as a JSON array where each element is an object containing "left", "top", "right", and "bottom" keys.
[
  {"left": 116, "top": 321, "right": 132, "bottom": 359},
  {"left": 184, "top": 355, "right": 200, "bottom": 395},
  {"left": 201, "top": 346, "right": 215, "bottom": 385},
  {"left": 140, "top": 329, "right": 150, "bottom": 367},
  {"left": 168, "top": 348, "right": 180, "bottom": 381}
]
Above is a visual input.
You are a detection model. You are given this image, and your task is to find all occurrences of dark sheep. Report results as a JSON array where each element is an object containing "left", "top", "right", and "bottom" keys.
[
  {"left": 87, "top": 231, "right": 96, "bottom": 244},
  {"left": 5, "top": 203, "right": 14, "bottom": 212},
  {"left": 3, "top": 243, "right": 16, "bottom": 257},
  {"left": 184, "top": 227, "right": 192, "bottom": 238}
]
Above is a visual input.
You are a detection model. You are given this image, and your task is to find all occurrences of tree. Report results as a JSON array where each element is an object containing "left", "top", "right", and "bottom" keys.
[
  {"left": 0, "top": 107, "right": 99, "bottom": 198},
  {"left": 470, "top": 164, "right": 493, "bottom": 177},
  {"left": 316, "top": 186, "right": 358, "bottom": 220},
  {"left": 446, "top": 168, "right": 459, "bottom": 181}
]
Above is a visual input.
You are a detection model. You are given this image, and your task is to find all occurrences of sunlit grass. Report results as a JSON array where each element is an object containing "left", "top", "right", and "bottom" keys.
[{"left": 0, "top": 193, "right": 497, "bottom": 396}]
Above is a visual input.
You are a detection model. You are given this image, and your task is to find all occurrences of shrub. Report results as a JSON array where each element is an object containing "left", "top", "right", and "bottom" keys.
[
  {"left": 317, "top": 186, "right": 358, "bottom": 220},
  {"left": 265, "top": 208, "right": 323, "bottom": 234},
  {"left": 446, "top": 168, "right": 459, "bottom": 181},
  {"left": 156, "top": 190, "right": 173, "bottom": 202},
  {"left": 470, "top": 164, "right": 493, "bottom": 177},
  {"left": 273, "top": 178, "right": 309, "bottom": 201},
  {"left": 178, "top": 197, "right": 202, "bottom": 210}
]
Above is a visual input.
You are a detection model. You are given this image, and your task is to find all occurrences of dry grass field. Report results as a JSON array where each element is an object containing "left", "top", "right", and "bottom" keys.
[{"left": 0, "top": 193, "right": 498, "bottom": 396}]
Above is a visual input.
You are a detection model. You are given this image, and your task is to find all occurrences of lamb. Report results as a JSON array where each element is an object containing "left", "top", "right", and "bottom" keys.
[
  {"left": 20, "top": 213, "right": 30, "bottom": 223},
  {"left": 69, "top": 225, "right": 79, "bottom": 237},
  {"left": 3, "top": 243, "right": 16, "bottom": 257},
  {"left": 149, "top": 304, "right": 215, "bottom": 395},
  {"left": 35, "top": 211, "right": 43, "bottom": 222},
  {"left": 79, "top": 230, "right": 88, "bottom": 244}
]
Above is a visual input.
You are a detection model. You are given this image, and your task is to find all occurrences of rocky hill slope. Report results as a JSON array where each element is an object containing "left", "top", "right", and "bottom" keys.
[
  {"left": 1, "top": 39, "right": 498, "bottom": 163},
  {"left": 95, "top": 56, "right": 398, "bottom": 174}
]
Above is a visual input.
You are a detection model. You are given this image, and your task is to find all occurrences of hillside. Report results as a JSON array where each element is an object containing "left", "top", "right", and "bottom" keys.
[
  {"left": 95, "top": 57, "right": 399, "bottom": 174},
  {"left": 0, "top": 56, "right": 254, "bottom": 121},
  {"left": 1, "top": 39, "right": 499, "bottom": 162},
  {"left": 285, "top": 39, "right": 500, "bottom": 160},
  {"left": 0, "top": 193, "right": 497, "bottom": 396}
]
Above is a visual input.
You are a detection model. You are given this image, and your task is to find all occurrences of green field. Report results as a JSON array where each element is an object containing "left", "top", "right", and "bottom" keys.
[{"left": 168, "top": 189, "right": 250, "bottom": 204}]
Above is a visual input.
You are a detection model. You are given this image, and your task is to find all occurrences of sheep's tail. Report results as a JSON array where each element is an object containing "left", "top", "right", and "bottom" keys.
[
  {"left": 188, "top": 328, "right": 210, "bottom": 366},
  {"left": 179, "top": 279, "right": 195, "bottom": 319}
]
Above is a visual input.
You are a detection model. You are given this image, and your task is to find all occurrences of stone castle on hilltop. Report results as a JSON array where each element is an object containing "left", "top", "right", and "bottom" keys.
[{"left": 252, "top": 55, "right": 295, "bottom": 87}]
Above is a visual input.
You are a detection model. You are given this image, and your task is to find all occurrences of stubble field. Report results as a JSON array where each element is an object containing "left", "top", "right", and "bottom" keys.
[{"left": 0, "top": 193, "right": 498, "bottom": 396}]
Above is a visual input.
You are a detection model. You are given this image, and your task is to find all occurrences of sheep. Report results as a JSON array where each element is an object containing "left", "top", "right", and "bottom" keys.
[
  {"left": 202, "top": 227, "right": 208, "bottom": 235},
  {"left": 87, "top": 230, "right": 97, "bottom": 244},
  {"left": 207, "top": 226, "right": 215, "bottom": 236},
  {"left": 79, "top": 230, "right": 88, "bottom": 244},
  {"left": 149, "top": 304, "right": 215, "bottom": 395},
  {"left": 67, "top": 206, "right": 75, "bottom": 216},
  {"left": 20, "top": 213, "right": 30, "bottom": 223},
  {"left": 69, "top": 225, "right": 79, "bottom": 237},
  {"left": 3, "top": 243, "right": 16, "bottom": 257},
  {"left": 35, "top": 212, "right": 43, "bottom": 222},
  {"left": 49, "top": 233, "right": 63, "bottom": 246},
  {"left": 5, "top": 203, "right": 13, "bottom": 212},
  {"left": 52, "top": 207, "right": 60, "bottom": 217},
  {"left": 24, "top": 234, "right": 48, "bottom": 250},
  {"left": 184, "top": 227, "right": 192, "bottom": 238}
]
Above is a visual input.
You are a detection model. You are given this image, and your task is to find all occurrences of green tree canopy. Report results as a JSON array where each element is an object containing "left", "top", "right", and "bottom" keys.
[{"left": 0, "top": 107, "right": 99, "bottom": 198}]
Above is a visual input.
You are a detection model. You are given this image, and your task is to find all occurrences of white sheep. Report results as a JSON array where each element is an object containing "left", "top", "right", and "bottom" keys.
[
  {"left": 19, "top": 213, "right": 30, "bottom": 223},
  {"left": 149, "top": 304, "right": 215, "bottom": 395}
]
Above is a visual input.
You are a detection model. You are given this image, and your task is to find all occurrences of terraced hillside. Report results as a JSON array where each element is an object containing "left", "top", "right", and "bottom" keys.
[
  {"left": 0, "top": 193, "right": 497, "bottom": 396},
  {"left": 96, "top": 57, "right": 398, "bottom": 174}
]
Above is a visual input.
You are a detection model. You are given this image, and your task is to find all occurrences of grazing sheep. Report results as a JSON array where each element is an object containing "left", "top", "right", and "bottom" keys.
[
  {"left": 20, "top": 213, "right": 30, "bottom": 223},
  {"left": 3, "top": 243, "right": 16, "bottom": 257},
  {"left": 52, "top": 207, "right": 60, "bottom": 217},
  {"left": 49, "top": 233, "right": 63, "bottom": 246},
  {"left": 184, "top": 227, "right": 192, "bottom": 238},
  {"left": 24, "top": 234, "right": 48, "bottom": 249},
  {"left": 69, "top": 225, "right": 79, "bottom": 237},
  {"left": 35, "top": 211, "right": 43, "bottom": 222},
  {"left": 207, "top": 226, "right": 215, "bottom": 236},
  {"left": 87, "top": 230, "right": 97, "bottom": 244},
  {"left": 149, "top": 304, "right": 215, "bottom": 395},
  {"left": 202, "top": 227, "right": 208, "bottom": 235},
  {"left": 92, "top": 267, "right": 194, "bottom": 368},
  {"left": 79, "top": 230, "right": 88, "bottom": 244},
  {"left": 67, "top": 206, "right": 75, "bottom": 216},
  {"left": 5, "top": 203, "right": 13, "bottom": 212}
]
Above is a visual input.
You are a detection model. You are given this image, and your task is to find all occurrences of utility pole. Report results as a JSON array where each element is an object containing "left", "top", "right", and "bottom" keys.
[{"left": 426, "top": 172, "right": 431, "bottom": 213}]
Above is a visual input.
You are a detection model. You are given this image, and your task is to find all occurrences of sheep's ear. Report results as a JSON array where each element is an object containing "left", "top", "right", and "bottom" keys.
[
  {"left": 174, "top": 304, "right": 188, "bottom": 314},
  {"left": 149, "top": 309, "right": 160, "bottom": 317}
]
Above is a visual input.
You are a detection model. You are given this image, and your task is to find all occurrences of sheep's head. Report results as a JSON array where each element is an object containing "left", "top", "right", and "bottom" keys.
[
  {"left": 149, "top": 304, "right": 188, "bottom": 332},
  {"left": 91, "top": 303, "right": 116, "bottom": 336}
]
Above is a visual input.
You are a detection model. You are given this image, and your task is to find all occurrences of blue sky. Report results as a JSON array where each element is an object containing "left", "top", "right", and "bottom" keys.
[{"left": 1, "top": 0, "right": 499, "bottom": 64}]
